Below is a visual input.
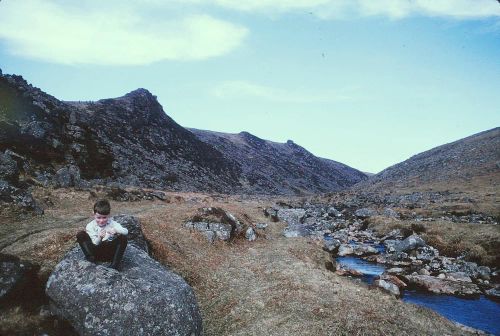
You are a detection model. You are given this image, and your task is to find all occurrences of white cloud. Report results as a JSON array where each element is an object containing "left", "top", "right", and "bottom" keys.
[
  {"left": 212, "top": 81, "right": 356, "bottom": 103},
  {"left": 209, "top": 0, "right": 500, "bottom": 19},
  {"left": 0, "top": 0, "right": 248, "bottom": 65},
  {"left": 213, "top": 0, "right": 331, "bottom": 12}
]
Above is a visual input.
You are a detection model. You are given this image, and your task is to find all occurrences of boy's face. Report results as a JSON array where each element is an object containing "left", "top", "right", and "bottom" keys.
[{"left": 94, "top": 213, "right": 109, "bottom": 227}]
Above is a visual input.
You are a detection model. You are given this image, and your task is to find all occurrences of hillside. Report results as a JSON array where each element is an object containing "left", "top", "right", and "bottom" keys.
[
  {"left": 347, "top": 127, "right": 500, "bottom": 215},
  {"left": 356, "top": 127, "right": 499, "bottom": 191},
  {"left": 189, "top": 129, "right": 367, "bottom": 195},
  {"left": 0, "top": 72, "right": 366, "bottom": 215}
]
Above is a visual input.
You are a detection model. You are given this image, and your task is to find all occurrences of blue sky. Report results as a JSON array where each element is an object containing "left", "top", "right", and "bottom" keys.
[{"left": 0, "top": 0, "right": 499, "bottom": 173}]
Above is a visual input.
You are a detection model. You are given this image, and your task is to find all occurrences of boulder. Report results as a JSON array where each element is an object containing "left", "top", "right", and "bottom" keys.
[
  {"left": 445, "top": 272, "right": 472, "bottom": 283},
  {"left": 378, "top": 274, "right": 407, "bottom": 289},
  {"left": 485, "top": 286, "right": 500, "bottom": 301},
  {"left": 323, "top": 239, "right": 341, "bottom": 253},
  {"left": 337, "top": 244, "right": 354, "bottom": 256},
  {"left": 381, "top": 229, "right": 403, "bottom": 241},
  {"left": 185, "top": 207, "right": 243, "bottom": 242},
  {"left": 327, "top": 207, "right": 341, "bottom": 217},
  {"left": 245, "top": 227, "right": 256, "bottom": 241},
  {"left": 256, "top": 223, "right": 268, "bottom": 229},
  {"left": 0, "top": 152, "right": 19, "bottom": 184},
  {"left": 263, "top": 207, "right": 279, "bottom": 222},
  {"left": 46, "top": 246, "right": 203, "bottom": 336},
  {"left": 112, "top": 215, "right": 148, "bottom": 252},
  {"left": 415, "top": 246, "right": 439, "bottom": 261},
  {"left": 277, "top": 208, "right": 306, "bottom": 225},
  {"left": 385, "top": 267, "right": 405, "bottom": 276},
  {"left": 0, "top": 254, "right": 38, "bottom": 305},
  {"left": 185, "top": 221, "right": 232, "bottom": 241},
  {"left": 283, "top": 225, "right": 310, "bottom": 238},
  {"left": 337, "top": 244, "right": 379, "bottom": 257},
  {"left": 354, "top": 208, "right": 378, "bottom": 218},
  {"left": 373, "top": 279, "right": 400, "bottom": 297},
  {"left": 393, "top": 234, "right": 426, "bottom": 253},
  {"left": 405, "top": 274, "right": 481, "bottom": 298},
  {"left": 382, "top": 208, "right": 399, "bottom": 218},
  {"left": 55, "top": 165, "right": 81, "bottom": 188}
]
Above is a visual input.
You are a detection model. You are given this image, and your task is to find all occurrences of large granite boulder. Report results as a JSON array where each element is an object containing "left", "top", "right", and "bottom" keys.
[{"left": 46, "top": 246, "right": 202, "bottom": 336}]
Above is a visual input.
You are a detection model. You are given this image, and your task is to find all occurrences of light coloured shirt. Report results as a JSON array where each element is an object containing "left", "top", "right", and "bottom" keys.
[{"left": 86, "top": 219, "right": 128, "bottom": 245}]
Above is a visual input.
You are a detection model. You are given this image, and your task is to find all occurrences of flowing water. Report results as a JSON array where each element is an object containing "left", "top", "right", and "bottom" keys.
[{"left": 335, "top": 243, "right": 500, "bottom": 335}]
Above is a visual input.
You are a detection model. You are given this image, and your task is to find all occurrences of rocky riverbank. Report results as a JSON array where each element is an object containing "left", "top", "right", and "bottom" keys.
[{"left": 270, "top": 202, "right": 499, "bottom": 301}]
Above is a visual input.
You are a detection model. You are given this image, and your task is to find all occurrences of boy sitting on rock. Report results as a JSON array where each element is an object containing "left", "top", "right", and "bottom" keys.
[{"left": 76, "top": 199, "right": 128, "bottom": 270}]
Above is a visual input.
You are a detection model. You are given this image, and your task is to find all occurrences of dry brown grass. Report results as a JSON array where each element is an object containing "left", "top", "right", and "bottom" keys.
[
  {"left": 1, "top": 189, "right": 487, "bottom": 335},
  {"left": 138, "top": 198, "right": 479, "bottom": 335}
]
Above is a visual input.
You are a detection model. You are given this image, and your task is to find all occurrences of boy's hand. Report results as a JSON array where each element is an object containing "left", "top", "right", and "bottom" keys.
[{"left": 108, "top": 228, "right": 117, "bottom": 235}]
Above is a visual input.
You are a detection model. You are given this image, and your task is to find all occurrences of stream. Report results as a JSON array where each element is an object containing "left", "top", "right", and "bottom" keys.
[{"left": 336, "top": 250, "right": 500, "bottom": 335}]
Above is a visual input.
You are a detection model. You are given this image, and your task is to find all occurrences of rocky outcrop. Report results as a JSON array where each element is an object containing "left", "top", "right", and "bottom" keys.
[
  {"left": 0, "top": 72, "right": 368, "bottom": 202},
  {"left": 46, "top": 246, "right": 203, "bottom": 336},
  {"left": 189, "top": 129, "right": 367, "bottom": 195},
  {"left": 185, "top": 207, "right": 244, "bottom": 243}
]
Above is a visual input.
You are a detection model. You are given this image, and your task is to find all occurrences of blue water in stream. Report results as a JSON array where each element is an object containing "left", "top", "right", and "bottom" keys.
[{"left": 336, "top": 254, "right": 500, "bottom": 335}]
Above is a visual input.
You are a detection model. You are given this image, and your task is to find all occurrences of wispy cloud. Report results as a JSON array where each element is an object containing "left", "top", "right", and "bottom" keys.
[
  {"left": 212, "top": 81, "right": 357, "bottom": 103},
  {"left": 0, "top": 0, "right": 248, "bottom": 65},
  {"left": 210, "top": 0, "right": 500, "bottom": 19}
]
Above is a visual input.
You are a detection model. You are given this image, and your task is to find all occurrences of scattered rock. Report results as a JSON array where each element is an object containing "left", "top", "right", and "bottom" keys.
[
  {"left": 55, "top": 165, "right": 81, "bottom": 188},
  {"left": 256, "top": 223, "right": 268, "bottom": 229},
  {"left": 393, "top": 234, "right": 426, "bottom": 253},
  {"left": 382, "top": 208, "right": 399, "bottom": 218},
  {"left": 277, "top": 208, "right": 306, "bottom": 225},
  {"left": 263, "top": 207, "right": 279, "bottom": 222},
  {"left": 245, "top": 227, "right": 256, "bottom": 241},
  {"left": 485, "top": 286, "right": 500, "bottom": 301},
  {"left": 323, "top": 239, "right": 341, "bottom": 253},
  {"left": 337, "top": 244, "right": 378, "bottom": 257},
  {"left": 373, "top": 279, "right": 400, "bottom": 297},
  {"left": 354, "top": 208, "right": 378, "bottom": 218}
]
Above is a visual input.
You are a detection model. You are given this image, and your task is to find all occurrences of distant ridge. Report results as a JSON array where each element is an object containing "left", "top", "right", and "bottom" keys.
[
  {"left": 189, "top": 129, "right": 367, "bottom": 195},
  {"left": 353, "top": 127, "right": 500, "bottom": 194},
  {"left": 0, "top": 72, "right": 366, "bottom": 196}
]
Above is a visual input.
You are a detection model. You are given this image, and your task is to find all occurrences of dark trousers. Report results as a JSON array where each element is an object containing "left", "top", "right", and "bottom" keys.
[{"left": 76, "top": 231, "right": 127, "bottom": 263}]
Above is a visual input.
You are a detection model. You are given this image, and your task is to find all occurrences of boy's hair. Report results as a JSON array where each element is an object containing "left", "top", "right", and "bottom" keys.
[{"left": 93, "top": 199, "right": 111, "bottom": 215}]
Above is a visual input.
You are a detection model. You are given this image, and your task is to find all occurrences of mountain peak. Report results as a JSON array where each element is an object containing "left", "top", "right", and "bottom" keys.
[{"left": 123, "top": 88, "right": 157, "bottom": 103}]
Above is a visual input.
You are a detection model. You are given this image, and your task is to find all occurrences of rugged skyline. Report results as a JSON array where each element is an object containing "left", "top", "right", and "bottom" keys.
[{"left": 0, "top": 0, "right": 499, "bottom": 173}]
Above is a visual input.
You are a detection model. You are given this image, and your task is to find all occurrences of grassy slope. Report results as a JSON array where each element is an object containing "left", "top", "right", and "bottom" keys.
[{"left": 0, "top": 189, "right": 483, "bottom": 335}]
